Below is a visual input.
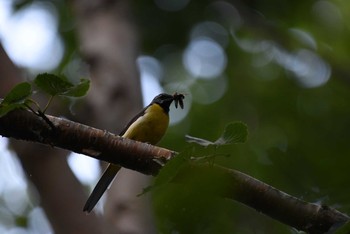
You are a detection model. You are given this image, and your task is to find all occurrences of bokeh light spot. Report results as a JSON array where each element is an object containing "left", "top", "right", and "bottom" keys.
[
  {"left": 289, "top": 28, "right": 317, "bottom": 50},
  {"left": 183, "top": 38, "right": 227, "bottom": 79},
  {"left": 137, "top": 56, "right": 164, "bottom": 105},
  {"left": 28, "top": 207, "right": 52, "bottom": 234},
  {"left": 274, "top": 48, "right": 331, "bottom": 88},
  {"left": 233, "top": 33, "right": 331, "bottom": 88},
  {"left": 68, "top": 153, "right": 101, "bottom": 185},
  {"left": 1, "top": 2, "right": 64, "bottom": 71}
]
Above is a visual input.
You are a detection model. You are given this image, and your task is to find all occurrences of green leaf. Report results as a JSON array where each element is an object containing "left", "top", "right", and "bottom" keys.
[
  {"left": 34, "top": 73, "right": 73, "bottom": 96},
  {"left": 0, "top": 104, "right": 23, "bottom": 117},
  {"left": 63, "top": 78, "right": 90, "bottom": 97},
  {"left": 1, "top": 82, "right": 32, "bottom": 105},
  {"left": 0, "top": 82, "right": 32, "bottom": 117},
  {"left": 214, "top": 121, "right": 248, "bottom": 145}
]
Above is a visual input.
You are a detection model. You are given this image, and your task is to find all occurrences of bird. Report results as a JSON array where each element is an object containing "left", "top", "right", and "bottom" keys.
[{"left": 83, "top": 93, "right": 185, "bottom": 213}]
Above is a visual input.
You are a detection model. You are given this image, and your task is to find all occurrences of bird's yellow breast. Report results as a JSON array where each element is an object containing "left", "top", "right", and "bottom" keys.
[{"left": 122, "top": 103, "right": 169, "bottom": 145}]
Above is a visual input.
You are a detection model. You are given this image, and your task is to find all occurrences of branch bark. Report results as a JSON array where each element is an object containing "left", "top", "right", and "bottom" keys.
[
  {"left": 0, "top": 109, "right": 173, "bottom": 175},
  {"left": 0, "top": 109, "right": 349, "bottom": 233},
  {"left": 177, "top": 164, "right": 350, "bottom": 234}
]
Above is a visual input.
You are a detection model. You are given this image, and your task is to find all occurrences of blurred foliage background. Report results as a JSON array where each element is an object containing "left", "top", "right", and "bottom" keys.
[{"left": 1, "top": 0, "right": 350, "bottom": 233}]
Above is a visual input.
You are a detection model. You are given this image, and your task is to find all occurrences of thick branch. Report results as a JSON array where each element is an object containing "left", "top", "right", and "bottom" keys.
[
  {"left": 0, "top": 109, "right": 174, "bottom": 175},
  {"left": 178, "top": 165, "right": 349, "bottom": 234},
  {"left": 0, "top": 109, "right": 349, "bottom": 233}
]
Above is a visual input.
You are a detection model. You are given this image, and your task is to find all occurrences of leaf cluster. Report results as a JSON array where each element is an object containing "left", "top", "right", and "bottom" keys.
[{"left": 0, "top": 73, "right": 89, "bottom": 117}]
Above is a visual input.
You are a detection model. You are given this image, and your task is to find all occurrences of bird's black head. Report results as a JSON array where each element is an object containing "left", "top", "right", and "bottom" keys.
[{"left": 151, "top": 93, "right": 174, "bottom": 113}]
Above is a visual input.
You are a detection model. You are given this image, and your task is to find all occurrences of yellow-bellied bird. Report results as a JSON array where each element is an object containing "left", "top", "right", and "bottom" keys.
[{"left": 83, "top": 93, "right": 185, "bottom": 213}]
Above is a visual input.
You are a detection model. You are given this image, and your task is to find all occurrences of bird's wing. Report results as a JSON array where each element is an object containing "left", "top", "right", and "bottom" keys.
[{"left": 118, "top": 105, "right": 148, "bottom": 136}]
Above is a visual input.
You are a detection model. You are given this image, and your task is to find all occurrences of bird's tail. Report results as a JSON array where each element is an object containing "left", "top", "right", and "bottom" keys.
[{"left": 83, "top": 164, "right": 121, "bottom": 213}]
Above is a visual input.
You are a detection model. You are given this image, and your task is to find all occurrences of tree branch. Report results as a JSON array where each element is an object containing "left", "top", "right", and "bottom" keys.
[
  {"left": 177, "top": 164, "right": 349, "bottom": 234},
  {"left": 0, "top": 109, "right": 174, "bottom": 175},
  {"left": 0, "top": 109, "right": 348, "bottom": 233}
]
